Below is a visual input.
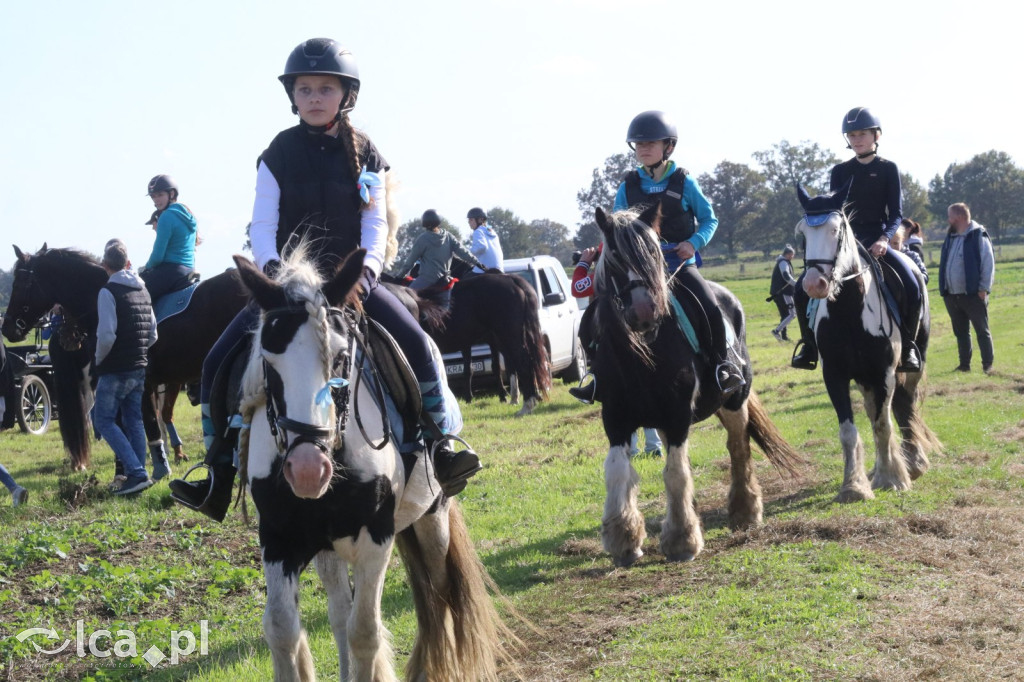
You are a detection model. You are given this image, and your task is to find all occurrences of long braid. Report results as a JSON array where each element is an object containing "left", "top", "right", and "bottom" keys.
[{"left": 337, "top": 115, "right": 370, "bottom": 210}]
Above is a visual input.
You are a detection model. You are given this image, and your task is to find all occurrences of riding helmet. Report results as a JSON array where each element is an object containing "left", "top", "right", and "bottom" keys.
[
  {"left": 467, "top": 207, "right": 487, "bottom": 222},
  {"left": 146, "top": 174, "right": 178, "bottom": 196},
  {"left": 626, "top": 110, "right": 678, "bottom": 144},
  {"left": 279, "top": 38, "right": 361, "bottom": 114},
  {"left": 421, "top": 209, "right": 441, "bottom": 229},
  {"left": 842, "top": 107, "right": 882, "bottom": 134}
]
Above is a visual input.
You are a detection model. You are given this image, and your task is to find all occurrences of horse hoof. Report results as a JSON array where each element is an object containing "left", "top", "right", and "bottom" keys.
[
  {"left": 664, "top": 551, "right": 697, "bottom": 563},
  {"left": 834, "top": 487, "right": 874, "bottom": 503},
  {"left": 613, "top": 549, "right": 643, "bottom": 568}
]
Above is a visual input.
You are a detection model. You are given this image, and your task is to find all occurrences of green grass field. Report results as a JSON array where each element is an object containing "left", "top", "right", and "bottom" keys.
[{"left": 2, "top": 257, "right": 1022, "bottom": 681}]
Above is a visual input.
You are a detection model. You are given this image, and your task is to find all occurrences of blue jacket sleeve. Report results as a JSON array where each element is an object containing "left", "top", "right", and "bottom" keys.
[
  {"left": 683, "top": 176, "right": 718, "bottom": 251},
  {"left": 613, "top": 183, "right": 627, "bottom": 212},
  {"left": 146, "top": 213, "right": 176, "bottom": 269}
]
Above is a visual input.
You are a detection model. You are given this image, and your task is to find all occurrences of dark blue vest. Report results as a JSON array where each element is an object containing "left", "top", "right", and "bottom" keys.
[
  {"left": 938, "top": 227, "right": 988, "bottom": 297},
  {"left": 96, "top": 282, "right": 153, "bottom": 376},
  {"left": 624, "top": 168, "right": 695, "bottom": 243}
]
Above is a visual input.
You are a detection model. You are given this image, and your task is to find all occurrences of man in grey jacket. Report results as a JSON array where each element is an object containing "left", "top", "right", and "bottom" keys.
[
  {"left": 939, "top": 203, "right": 995, "bottom": 373},
  {"left": 94, "top": 240, "right": 160, "bottom": 495}
]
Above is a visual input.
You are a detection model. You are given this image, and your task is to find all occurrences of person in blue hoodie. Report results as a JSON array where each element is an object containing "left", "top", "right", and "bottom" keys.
[
  {"left": 467, "top": 208, "right": 504, "bottom": 273},
  {"left": 142, "top": 174, "right": 197, "bottom": 302}
]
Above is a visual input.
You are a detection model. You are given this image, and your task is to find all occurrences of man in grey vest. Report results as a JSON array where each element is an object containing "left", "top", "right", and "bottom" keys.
[
  {"left": 939, "top": 203, "right": 995, "bottom": 373},
  {"left": 94, "top": 240, "right": 159, "bottom": 495}
]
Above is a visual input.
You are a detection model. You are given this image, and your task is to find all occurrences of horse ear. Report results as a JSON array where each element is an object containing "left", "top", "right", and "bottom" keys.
[
  {"left": 233, "top": 255, "right": 284, "bottom": 311},
  {"left": 14, "top": 245, "right": 26, "bottom": 262},
  {"left": 595, "top": 207, "right": 614, "bottom": 242},
  {"left": 40, "top": 242, "right": 47, "bottom": 253},
  {"left": 324, "top": 248, "right": 367, "bottom": 307},
  {"left": 638, "top": 201, "right": 662, "bottom": 234},
  {"left": 795, "top": 183, "right": 812, "bottom": 211}
]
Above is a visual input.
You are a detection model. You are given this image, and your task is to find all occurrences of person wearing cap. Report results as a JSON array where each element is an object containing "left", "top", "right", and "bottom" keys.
[
  {"left": 790, "top": 107, "right": 923, "bottom": 372},
  {"left": 569, "top": 110, "right": 745, "bottom": 404},
  {"left": 94, "top": 239, "right": 160, "bottom": 496},
  {"left": 395, "top": 209, "right": 487, "bottom": 309},
  {"left": 467, "top": 207, "right": 504, "bottom": 273},
  {"left": 142, "top": 175, "right": 198, "bottom": 302},
  {"left": 170, "top": 38, "right": 481, "bottom": 521},
  {"left": 768, "top": 245, "right": 797, "bottom": 342}
]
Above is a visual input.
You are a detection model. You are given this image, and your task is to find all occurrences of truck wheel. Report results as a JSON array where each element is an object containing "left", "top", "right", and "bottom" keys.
[
  {"left": 561, "top": 337, "right": 588, "bottom": 384},
  {"left": 17, "top": 374, "right": 52, "bottom": 435}
]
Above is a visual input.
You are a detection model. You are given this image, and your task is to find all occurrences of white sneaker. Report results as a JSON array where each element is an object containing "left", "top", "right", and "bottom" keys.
[{"left": 12, "top": 486, "right": 28, "bottom": 507}]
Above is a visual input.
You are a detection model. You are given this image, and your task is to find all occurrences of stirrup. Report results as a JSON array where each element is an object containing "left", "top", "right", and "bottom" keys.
[
  {"left": 428, "top": 434, "right": 482, "bottom": 497},
  {"left": 790, "top": 339, "right": 818, "bottom": 370},
  {"left": 168, "top": 463, "right": 216, "bottom": 511},
  {"left": 569, "top": 372, "right": 597, "bottom": 404},
  {"left": 716, "top": 360, "right": 746, "bottom": 396}
]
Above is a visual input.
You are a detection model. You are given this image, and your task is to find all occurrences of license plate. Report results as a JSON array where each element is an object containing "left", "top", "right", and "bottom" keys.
[{"left": 446, "top": 361, "right": 484, "bottom": 376}]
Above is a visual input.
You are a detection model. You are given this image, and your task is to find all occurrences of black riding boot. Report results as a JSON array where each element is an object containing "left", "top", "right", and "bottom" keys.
[
  {"left": 569, "top": 375, "right": 598, "bottom": 404},
  {"left": 429, "top": 438, "right": 482, "bottom": 497},
  {"left": 790, "top": 288, "right": 818, "bottom": 370},
  {"left": 897, "top": 299, "right": 923, "bottom": 373},
  {"left": 570, "top": 305, "right": 599, "bottom": 403},
  {"left": 168, "top": 434, "right": 236, "bottom": 522}
]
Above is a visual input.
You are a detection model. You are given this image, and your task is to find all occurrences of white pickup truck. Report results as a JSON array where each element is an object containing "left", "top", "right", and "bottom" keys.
[{"left": 443, "top": 255, "right": 587, "bottom": 387}]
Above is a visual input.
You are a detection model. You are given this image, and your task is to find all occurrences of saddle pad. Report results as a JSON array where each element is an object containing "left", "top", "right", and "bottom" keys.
[
  {"left": 154, "top": 282, "right": 199, "bottom": 323},
  {"left": 668, "top": 292, "right": 700, "bottom": 354}
]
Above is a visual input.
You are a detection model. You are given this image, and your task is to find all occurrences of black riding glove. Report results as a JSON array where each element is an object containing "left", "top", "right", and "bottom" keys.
[{"left": 263, "top": 260, "right": 282, "bottom": 279}]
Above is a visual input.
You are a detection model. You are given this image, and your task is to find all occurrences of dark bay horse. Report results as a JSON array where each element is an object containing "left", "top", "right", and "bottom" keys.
[
  {"left": 591, "top": 206, "right": 801, "bottom": 567},
  {"left": 386, "top": 272, "right": 552, "bottom": 416},
  {"left": 794, "top": 185, "right": 941, "bottom": 502},
  {"left": 232, "top": 249, "right": 516, "bottom": 680},
  {"left": 1, "top": 245, "right": 248, "bottom": 470}
]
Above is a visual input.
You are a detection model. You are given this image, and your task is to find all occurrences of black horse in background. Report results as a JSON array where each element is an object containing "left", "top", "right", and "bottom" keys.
[
  {"left": 2, "top": 245, "right": 249, "bottom": 471},
  {"left": 384, "top": 269, "right": 552, "bottom": 416}
]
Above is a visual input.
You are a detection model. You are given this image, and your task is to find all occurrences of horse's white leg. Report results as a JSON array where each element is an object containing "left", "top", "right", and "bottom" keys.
[
  {"left": 602, "top": 443, "right": 645, "bottom": 567},
  {"left": 348, "top": 540, "right": 398, "bottom": 682},
  {"left": 509, "top": 373, "right": 520, "bottom": 406},
  {"left": 659, "top": 440, "right": 704, "bottom": 562},
  {"left": 313, "top": 550, "right": 352, "bottom": 680},
  {"left": 835, "top": 420, "right": 874, "bottom": 503},
  {"left": 717, "top": 403, "right": 763, "bottom": 531},
  {"left": 863, "top": 386, "right": 912, "bottom": 492},
  {"left": 263, "top": 560, "right": 315, "bottom": 682},
  {"left": 515, "top": 395, "right": 537, "bottom": 417}
]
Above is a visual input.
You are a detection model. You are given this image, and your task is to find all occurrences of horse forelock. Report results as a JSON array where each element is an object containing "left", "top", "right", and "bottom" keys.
[{"left": 595, "top": 210, "right": 669, "bottom": 312}]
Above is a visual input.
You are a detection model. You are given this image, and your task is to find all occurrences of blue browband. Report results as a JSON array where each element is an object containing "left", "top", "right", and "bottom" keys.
[{"left": 804, "top": 211, "right": 840, "bottom": 228}]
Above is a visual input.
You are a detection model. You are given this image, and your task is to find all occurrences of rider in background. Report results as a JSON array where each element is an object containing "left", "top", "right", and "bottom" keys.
[
  {"left": 467, "top": 208, "right": 504, "bottom": 273},
  {"left": 395, "top": 209, "right": 488, "bottom": 309},
  {"left": 609, "top": 110, "right": 744, "bottom": 397},
  {"left": 790, "top": 107, "right": 922, "bottom": 372},
  {"left": 141, "top": 175, "right": 197, "bottom": 301},
  {"left": 170, "top": 38, "right": 480, "bottom": 521}
]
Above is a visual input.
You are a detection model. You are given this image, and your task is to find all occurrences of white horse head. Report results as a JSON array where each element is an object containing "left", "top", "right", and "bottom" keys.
[{"left": 794, "top": 181, "right": 860, "bottom": 301}]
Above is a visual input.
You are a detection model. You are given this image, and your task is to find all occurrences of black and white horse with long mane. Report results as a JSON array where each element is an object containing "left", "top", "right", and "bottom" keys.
[
  {"left": 591, "top": 206, "right": 801, "bottom": 567},
  {"left": 232, "top": 247, "right": 516, "bottom": 681},
  {"left": 795, "top": 185, "right": 941, "bottom": 502}
]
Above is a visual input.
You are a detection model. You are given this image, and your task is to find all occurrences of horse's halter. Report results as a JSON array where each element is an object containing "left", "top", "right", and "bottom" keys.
[{"left": 260, "top": 300, "right": 391, "bottom": 468}]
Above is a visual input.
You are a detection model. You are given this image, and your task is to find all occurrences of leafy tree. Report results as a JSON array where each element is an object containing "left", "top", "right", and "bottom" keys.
[
  {"left": 750, "top": 140, "right": 841, "bottom": 252},
  {"left": 900, "top": 172, "right": 930, "bottom": 228},
  {"left": 697, "top": 161, "right": 768, "bottom": 256},
  {"left": 0, "top": 268, "right": 12, "bottom": 310},
  {"left": 575, "top": 152, "right": 634, "bottom": 249},
  {"left": 927, "top": 150, "right": 1024, "bottom": 241},
  {"left": 527, "top": 218, "right": 574, "bottom": 265},
  {"left": 485, "top": 207, "right": 534, "bottom": 260}
]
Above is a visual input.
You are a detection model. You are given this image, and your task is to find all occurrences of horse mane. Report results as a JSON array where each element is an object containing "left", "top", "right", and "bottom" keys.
[
  {"left": 593, "top": 208, "right": 670, "bottom": 364},
  {"left": 829, "top": 209, "right": 863, "bottom": 298}
]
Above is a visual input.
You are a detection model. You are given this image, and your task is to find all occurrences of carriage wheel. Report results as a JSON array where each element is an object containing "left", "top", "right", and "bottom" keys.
[{"left": 17, "top": 374, "right": 52, "bottom": 435}]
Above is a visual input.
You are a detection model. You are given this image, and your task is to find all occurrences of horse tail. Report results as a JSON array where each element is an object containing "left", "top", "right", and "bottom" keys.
[
  {"left": 396, "top": 500, "right": 523, "bottom": 681},
  {"left": 509, "top": 275, "right": 551, "bottom": 398},
  {"left": 416, "top": 295, "right": 449, "bottom": 335},
  {"left": 744, "top": 390, "right": 804, "bottom": 478},
  {"left": 50, "top": 342, "right": 93, "bottom": 471},
  {"left": 893, "top": 374, "right": 942, "bottom": 455}
]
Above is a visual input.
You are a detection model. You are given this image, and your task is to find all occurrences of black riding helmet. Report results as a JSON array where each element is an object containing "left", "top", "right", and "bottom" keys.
[
  {"left": 467, "top": 207, "right": 487, "bottom": 222},
  {"left": 842, "top": 107, "right": 882, "bottom": 155},
  {"left": 279, "top": 38, "right": 361, "bottom": 116},
  {"left": 626, "top": 110, "right": 678, "bottom": 161},
  {"left": 146, "top": 174, "right": 178, "bottom": 197},
  {"left": 421, "top": 209, "right": 441, "bottom": 229}
]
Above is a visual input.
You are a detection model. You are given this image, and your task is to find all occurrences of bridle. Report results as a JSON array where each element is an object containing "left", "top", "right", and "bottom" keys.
[
  {"left": 260, "top": 301, "right": 391, "bottom": 470},
  {"left": 801, "top": 211, "right": 865, "bottom": 287}
]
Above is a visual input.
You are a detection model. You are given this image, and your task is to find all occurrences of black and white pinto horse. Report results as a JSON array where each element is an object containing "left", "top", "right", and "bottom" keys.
[
  {"left": 795, "top": 185, "right": 941, "bottom": 502},
  {"left": 233, "top": 248, "right": 515, "bottom": 681},
  {"left": 591, "top": 206, "right": 801, "bottom": 567}
]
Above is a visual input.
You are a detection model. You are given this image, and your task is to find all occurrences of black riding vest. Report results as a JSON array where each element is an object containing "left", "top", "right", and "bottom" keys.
[
  {"left": 623, "top": 168, "right": 696, "bottom": 242},
  {"left": 96, "top": 282, "right": 153, "bottom": 376},
  {"left": 770, "top": 257, "right": 795, "bottom": 297},
  {"left": 259, "top": 125, "right": 389, "bottom": 276}
]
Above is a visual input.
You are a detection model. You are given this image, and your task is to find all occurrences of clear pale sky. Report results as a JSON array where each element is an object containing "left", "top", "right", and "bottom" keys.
[{"left": 2, "top": 0, "right": 1018, "bottom": 274}]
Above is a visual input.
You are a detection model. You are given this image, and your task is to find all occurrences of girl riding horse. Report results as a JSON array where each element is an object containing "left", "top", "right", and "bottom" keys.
[{"left": 170, "top": 38, "right": 480, "bottom": 521}]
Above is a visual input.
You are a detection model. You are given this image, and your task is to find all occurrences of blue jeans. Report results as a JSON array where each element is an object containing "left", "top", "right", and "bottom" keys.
[
  {"left": 94, "top": 369, "right": 149, "bottom": 480},
  {"left": 630, "top": 428, "right": 663, "bottom": 455},
  {"left": 0, "top": 461, "right": 18, "bottom": 492}
]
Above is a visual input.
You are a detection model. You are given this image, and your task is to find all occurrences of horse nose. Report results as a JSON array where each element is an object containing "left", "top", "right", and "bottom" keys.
[
  {"left": 625, "top": 301, "right": 657, "bottom": 332},
  {"left": 803, "top": 271, "right": 829, "bottom": 299},
  {"left": 283, "top": 445, "right": 334, "bottom": 499}
]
